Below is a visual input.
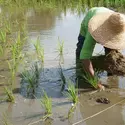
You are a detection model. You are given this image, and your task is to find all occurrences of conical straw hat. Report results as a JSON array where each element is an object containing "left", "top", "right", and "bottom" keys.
[{"left": 88, "top": 12, "right": 125, "bottom": 50}]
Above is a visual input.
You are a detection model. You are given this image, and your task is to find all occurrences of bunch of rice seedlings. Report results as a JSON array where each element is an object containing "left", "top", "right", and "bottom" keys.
[
  {"left": 58, "top": 64, "right": 66, "bottom": 92},
  {"left": 57, "top": 38, "right": 64, "bottom": 56},
  {"left": 4, "top": 87, "right": 15, "bottom": 103},
  {"left": 82, "top": 71, "right": 98, "bottom": 89},
  {"left": 21, "top": 62, "right": 40, "bottom": 95},
  {"left": 34, "top": 36, "right": 44, "bottom": 64},
  {"left": 40, "top": 90, "right": 52, "bottom": 120},
  {"left": 64, "top": 80, "right": 78, "bottom": 104},
  {"left": 1, "top": 113, "right": 13, "bottom": 125}
]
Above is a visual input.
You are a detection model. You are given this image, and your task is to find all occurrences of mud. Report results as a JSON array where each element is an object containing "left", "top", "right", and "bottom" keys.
[
  {"left": 96, "top": 97, "right": 110, "bottom": 104},
  {"left": 92, "top": 50, "right": 125, "bottom": 75}
]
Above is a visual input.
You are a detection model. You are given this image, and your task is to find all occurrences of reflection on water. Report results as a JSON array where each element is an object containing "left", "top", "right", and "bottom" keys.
[
  {"left": 1, "top": 6, "right": 125, "bottom": 125},
  {"left": 27, "top": 9, "right": 61, "bottom": 31}
]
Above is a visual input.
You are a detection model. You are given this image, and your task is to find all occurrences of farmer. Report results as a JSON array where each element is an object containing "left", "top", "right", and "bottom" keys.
[{"left": 76, "top": 7, "right": 125, "bottom": 89}]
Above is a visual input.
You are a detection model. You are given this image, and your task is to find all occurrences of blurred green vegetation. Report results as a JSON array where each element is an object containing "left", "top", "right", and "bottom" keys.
[{"left": 0, "top": 0, "right": 125, "bottom": 12}]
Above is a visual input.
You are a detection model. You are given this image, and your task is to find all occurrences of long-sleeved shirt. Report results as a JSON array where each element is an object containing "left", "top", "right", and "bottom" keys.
[{"left": 80, "top": 7, "right": 113, "bottom": 59}]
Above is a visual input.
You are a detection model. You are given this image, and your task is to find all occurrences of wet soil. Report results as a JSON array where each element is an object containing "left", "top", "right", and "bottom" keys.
[
  {"left": 96, "top": 97, "right": 110, "bottom": 104},
  {"left": 92, "top": 50, "right": 125, "bottom": 75}
]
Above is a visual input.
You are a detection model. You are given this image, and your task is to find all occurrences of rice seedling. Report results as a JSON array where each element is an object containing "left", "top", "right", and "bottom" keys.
[
  {"left": 10, "top": 33, "right": 24, "bottom": 73},
  {"left": 33, "top": 36, "right": 44, "bottom": 64},
  {"left": 7, "top": 38, "right": 24, "bottom": 88},
  {"left": 40, "top": 90, "right": 52, "bottom": 120},
  {"left": 21, "top": 62, "right": 40, "bottom": 95},
  {"left": 4, "top": 20, "right": 11, "bottom": 34},
  {"left": 7, "top": 61, "right": 16, "bottom": 87},
  {"left": 0, "top": 30, "right": 6, "bottom": 43},
  {"left": 68, "top": 103, "right": 77, "bottom": 118},
  {"left": 4, "top": 87, "right": 15, "bottom": 103},
  {"left": 22, "top": 70, "right": 36, "bottom": 95},
  {"left": 58, "top": 64, "right": 66, "bottom": 92},
  {"left": 82, "top": 71, "right": 98, "bottom": 89},
  {"left": 20, "top": 23, "right": 28, "bottom": 37},
  {"left": 1, "top": 113, "right": 13, "bottom": 125},
  {"left": 16, "top": 32, "right": 22, "bottom": 47},
  {"left": 63, "top": 80, "right": 78, "bottom": 118},
  {"left": 57, "top": 38, "right": 64, "bottom": 56}
]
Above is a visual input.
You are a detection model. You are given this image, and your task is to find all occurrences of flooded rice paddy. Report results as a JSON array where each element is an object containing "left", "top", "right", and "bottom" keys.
[{"left": 1, "top": 6, "right": 125, "bottom": 125}]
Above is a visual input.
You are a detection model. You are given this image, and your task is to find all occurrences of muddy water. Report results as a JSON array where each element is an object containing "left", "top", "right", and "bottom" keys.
[{"left": 0, "top": 8, "right": 125, "bottom": 125}]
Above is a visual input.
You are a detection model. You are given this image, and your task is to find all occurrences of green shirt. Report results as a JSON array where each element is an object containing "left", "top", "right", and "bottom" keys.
[{"left": 80, "top": 7, "right": 112, "bottom": 59}]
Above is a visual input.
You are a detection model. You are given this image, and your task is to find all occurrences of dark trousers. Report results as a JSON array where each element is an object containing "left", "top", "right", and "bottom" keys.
[{"left": 76, "top": 34, "right": 85, "bottom": 60}]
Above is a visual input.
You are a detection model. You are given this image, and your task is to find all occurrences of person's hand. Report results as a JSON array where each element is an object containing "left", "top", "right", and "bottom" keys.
[{"left": 97, "top": 81, "right": 105, "bottom": 91}]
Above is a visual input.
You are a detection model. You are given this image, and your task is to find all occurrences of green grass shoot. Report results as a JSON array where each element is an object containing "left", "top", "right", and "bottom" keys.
[
  {"left": 58, "top": 64, "right": 66, "bottom": 91},
  {"left": 4, "top": 87, "right": 15, "bottom": 103},
  {"left": 40, "top": 90, "right": 52, "bottom": 119}
]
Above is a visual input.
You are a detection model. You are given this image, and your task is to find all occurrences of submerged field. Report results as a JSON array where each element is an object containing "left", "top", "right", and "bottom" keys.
[{"left": 0, "top": 0, "right": 125, "bottom": 125}]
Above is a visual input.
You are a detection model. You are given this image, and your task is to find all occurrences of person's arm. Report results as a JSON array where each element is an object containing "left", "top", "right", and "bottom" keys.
[
  {"left": 80, "top": 31, "right": 96, "bottom": 76},
  {"left": 81, "top": 59, "right": 94, "bottom": 76},
  {"left": 80, "top": 32, "right": 105, "bottom": 90}
]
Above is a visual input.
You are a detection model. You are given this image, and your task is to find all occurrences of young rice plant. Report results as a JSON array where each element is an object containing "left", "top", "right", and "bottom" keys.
[
  {"left": 34, "top": 36, "right": 44, "bottom": 64},
  {"left": 4, "top": 87, "right": 15, "bottom": 103},
  {"left": 64, "top": 80, "right": 78, "bottom": 104},
  {"left": 82, "top": 71, "right": 98, "bottom": 89},
  {"left": 63, "top": 80, "right": 78, "bottom": 118},
  {"left": 40, "top": 90, "right": 52, "bottom": 120},
  {"left": 21, "top": 62, "right": 40, "bottom": 95}
]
